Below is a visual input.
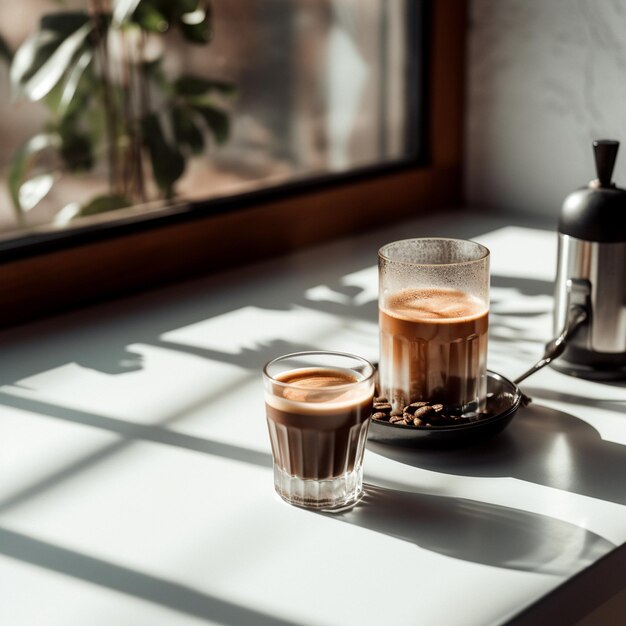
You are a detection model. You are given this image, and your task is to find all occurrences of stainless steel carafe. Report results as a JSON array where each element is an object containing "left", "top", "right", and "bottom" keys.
[{"left": 552, "top": 140, "right": 626, "bottom": 379}]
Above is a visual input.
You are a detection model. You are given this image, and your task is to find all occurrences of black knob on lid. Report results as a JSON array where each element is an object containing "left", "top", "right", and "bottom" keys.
[
  {"left": 593, "top": 139, "right": 619, "bottom": 187},
  {"left": 558, "top": 139, "right": 626, "bottom": 242}
]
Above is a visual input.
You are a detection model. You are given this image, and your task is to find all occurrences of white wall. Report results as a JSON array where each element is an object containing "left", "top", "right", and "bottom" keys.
[{"left": 466, "top": 0, "right": 626, "bottom": 217}]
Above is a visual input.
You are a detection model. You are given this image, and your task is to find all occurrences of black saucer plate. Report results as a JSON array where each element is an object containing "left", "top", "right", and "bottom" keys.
[{"left": 367, "top": 370, "right": 523, "bottom": 448}]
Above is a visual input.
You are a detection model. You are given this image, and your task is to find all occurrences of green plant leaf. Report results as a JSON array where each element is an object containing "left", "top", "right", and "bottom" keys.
[
  {"left": 79, "top": 194, "right": 132, "bottom": 216},
  {"left": 11, "top": 13, "right": 94, "bottom": 102},
  {"left": 171, "top": 105, "right": 204, "bottom": 154},
  {"left": 58, "top": 125, "right": 94, "bottom": 172},
  {"left": 26, "top": 25, "right": 92, "bottom": 101},
  {"left": 57, "top": 48, "right": 93, "bottom": 113},
  {"left": 10, "top": 30, "right": 58, "bottom": 88},
  {"left": 7, "top": 133, "right": 62, "bottom": 214},
  {"left": 177, "top": 0, "right": 200, "bottom": 14},
  {"left": 179, "top": 19, "right": 212, "bottom": 44},
  {"left": 132, "top": 4, "right": 169, "bottom": 33},
  {"left": 19, "top": 174, "right": 57, "bottom": 212},
  {"left": 112, "top": 0, "right": 142, "bottom": 26},
  {"left": 174, "top": 75, "right": 236, "bottom": 97},
  {"left": 190, "top": 102, "right": 229, "bottom": 144},
  {"left": 41, "top": 12, "right": 90, "bottom": 35},
  {"left": 42, "top": 46, "right": 94, "bottom": 117},
  {"left": 54, "top": 201, "right": 81, "bottom": 224},
  {"left": 135, "top": 0, "right": 197, "bottom": 24},
  {"left": 141, "top": 113, "right": 184, "bottom": 197},
  {"left": 177, "top": 2, "right": 212, "bottom": 44},
  {"left": 0, "top": 34, "right": 12, "bottom": 63}
]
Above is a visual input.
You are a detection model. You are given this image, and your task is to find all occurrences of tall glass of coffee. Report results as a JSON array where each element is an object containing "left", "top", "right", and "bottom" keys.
[
  {"left": 379, "top": 238, "right": 490, "bottom": 417},
  {"left": 263, "top": 351, "right": 375, "bottom": 510}
]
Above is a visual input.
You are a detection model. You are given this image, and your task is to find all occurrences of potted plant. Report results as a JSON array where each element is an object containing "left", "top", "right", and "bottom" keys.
[{"left": 7, "top": 0, "right": 234, "bottom": 226}]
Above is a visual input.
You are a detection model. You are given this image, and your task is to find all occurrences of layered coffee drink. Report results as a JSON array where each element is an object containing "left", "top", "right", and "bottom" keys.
[
  {"left": 264, "top": 352, "right": 375, "bottom": 509},
  {"left": 379, "top": 287, "right": 488, "bottom": 415},
  {"left": 265, "top": 367, "right": 372, "bottom": 480}
]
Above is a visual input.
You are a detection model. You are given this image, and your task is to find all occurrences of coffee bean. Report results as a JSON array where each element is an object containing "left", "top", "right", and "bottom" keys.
[
  {"left": 413, "top": 406, "right": 433, "bottom": 419},
  {"left": 405, "top": 402, "right": 429, "bottom": 414},
  {"left": 431, "top": 404, "right": 444, "bottom": 413},
  {"left": 372, "top": 412, "right": 388, "bottom": 421},
  {"left": 389, "top": 415, "right": 405, "bottom": 424},
  {"left": 374, "top": 403, "right": 392, "bottom": 412},
  {"left": 390, "top": 409, "right": 403, "bottom": 417},
  {"left": 413, "top": 417, "right": 423, "bottom": 426},
  {"left": 374, "top": 396, "right": 388, "bottom": 404}
]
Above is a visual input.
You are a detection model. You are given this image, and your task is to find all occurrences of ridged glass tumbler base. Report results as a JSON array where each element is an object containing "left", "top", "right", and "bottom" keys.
[{"left": 273, "top": 465, "right": 363, "bottom": 510}]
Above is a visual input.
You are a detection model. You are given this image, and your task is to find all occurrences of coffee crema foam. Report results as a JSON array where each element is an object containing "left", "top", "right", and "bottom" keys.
[
  {"left": 382, "top": 287, "right": 486, "bottom": 322},
  {"left": 267, "top": 367, "right": 371, "bottom": 414}
]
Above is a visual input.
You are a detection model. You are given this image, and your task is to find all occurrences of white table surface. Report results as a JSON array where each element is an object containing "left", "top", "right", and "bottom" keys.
[{"left": 1, "top": 211, "right": 625, "bottom": 626}]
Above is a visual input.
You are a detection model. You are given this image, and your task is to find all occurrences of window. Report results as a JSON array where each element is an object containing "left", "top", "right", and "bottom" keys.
[
  {"left": 2, "top": 0, "right": 467, "bottom": 329},
  {"left": 0, "top": 0, "right": 428, "bottom": 250}
]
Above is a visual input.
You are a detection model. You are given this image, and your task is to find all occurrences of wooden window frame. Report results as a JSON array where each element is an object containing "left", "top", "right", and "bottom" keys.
[{"left": 1, "top": 0, "right": 467, "bottom": 328}]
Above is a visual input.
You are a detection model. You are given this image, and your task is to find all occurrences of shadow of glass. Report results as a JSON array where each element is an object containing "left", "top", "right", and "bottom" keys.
[
  {"left": 368, "top": 403, "right": 626, "bottom": 506},
  {"left": 0, "top": 526, "right": 300, "bottom": 626},
  {"left": 326, "top": 481, "right": 613, "bottom": 575}
]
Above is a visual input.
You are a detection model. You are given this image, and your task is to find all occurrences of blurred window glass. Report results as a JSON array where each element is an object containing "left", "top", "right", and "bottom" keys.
[{"left": 0, "top": 0, "right": 425, "bottom": 241}]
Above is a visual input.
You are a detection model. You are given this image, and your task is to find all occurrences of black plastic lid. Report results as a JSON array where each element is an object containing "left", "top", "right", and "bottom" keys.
[{"left": 559, "top": 140, "right": 626, "bottom": 242}]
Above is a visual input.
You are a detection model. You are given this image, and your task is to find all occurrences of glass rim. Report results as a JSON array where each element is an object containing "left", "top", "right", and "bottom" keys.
[
  {"left": 263, "top": 350, "right": 376, "bottom": 390},
  {"left": 378, "top": 237, "right": 490, "bottom": 267}
]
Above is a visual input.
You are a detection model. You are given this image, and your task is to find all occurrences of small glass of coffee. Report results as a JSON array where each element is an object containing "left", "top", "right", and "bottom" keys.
[
  {"left": 263, "top": 351, "right": 375, "bottom": 510},
  {"left": 379, "top": 238, "right": 490, "bottom": 417}
]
